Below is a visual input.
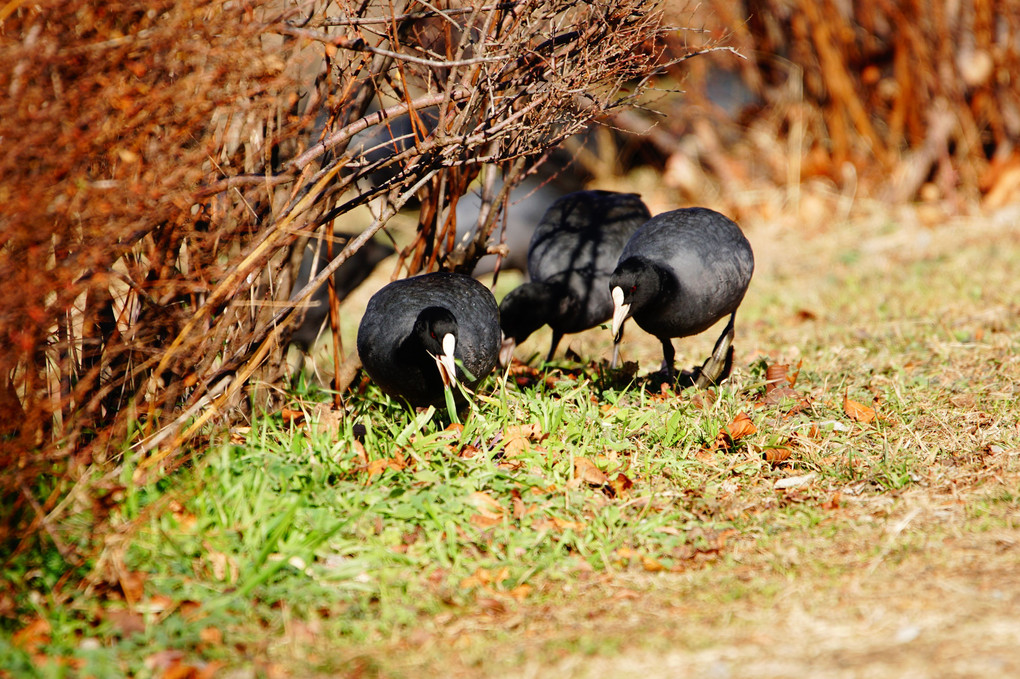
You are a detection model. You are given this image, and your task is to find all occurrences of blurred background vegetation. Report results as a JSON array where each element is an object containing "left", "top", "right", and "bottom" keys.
[{"left": 1, "top": 0, "right": 1018, "bottom": 602}]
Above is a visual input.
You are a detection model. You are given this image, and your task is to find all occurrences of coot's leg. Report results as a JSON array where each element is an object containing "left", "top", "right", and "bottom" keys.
[
  {"left": 660, "top": 338, "right": 676, "bottom": 381},
  {"left": 545, "top": 330, "right": 563, "bottom": 364},
  {"left": 695, "top": 313, "right": 736, "bottom": 388}
]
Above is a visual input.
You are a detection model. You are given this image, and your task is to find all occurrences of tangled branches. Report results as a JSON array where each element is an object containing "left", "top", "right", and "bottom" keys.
[{"left": 1, "top": 0, "right": 708, "bottom": 567}]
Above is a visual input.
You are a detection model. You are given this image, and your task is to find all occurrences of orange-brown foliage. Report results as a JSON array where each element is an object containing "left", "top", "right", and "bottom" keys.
[
  {"left": 1, "top": 0, "right": 309, "bottom": 560},
  {"left": 0, "top": 0, "right": 676, "bottom": 568},
  {"left": 628, "top": 1, "right": 1020, "bottom": 212}
]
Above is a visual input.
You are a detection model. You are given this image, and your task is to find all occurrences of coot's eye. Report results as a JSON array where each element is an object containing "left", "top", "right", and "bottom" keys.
[
  {"left": 430, "top": 331, "right": 437, "bottom": 339},
  {"left": 630, "top": 285, "right": 637, "bottom": 293}
]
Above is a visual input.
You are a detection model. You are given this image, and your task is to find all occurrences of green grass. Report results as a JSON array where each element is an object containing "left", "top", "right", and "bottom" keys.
[
  {"left": 1, "top": 358, "right": 923, "bottom": 676},
  {"left": 5, "top": 210, "right": 1020, "bottom": 677}
]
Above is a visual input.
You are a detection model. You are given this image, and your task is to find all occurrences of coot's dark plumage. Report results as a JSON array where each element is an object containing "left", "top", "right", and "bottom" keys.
[
  {"left": 357, "top": 272, "right": 500, "bottom": 407},
  {"left": 610, "top": 207, "right": 754, "bottom": 386},
  {"left": 498, "top": 190, "right": 651, "bottom": 364}
]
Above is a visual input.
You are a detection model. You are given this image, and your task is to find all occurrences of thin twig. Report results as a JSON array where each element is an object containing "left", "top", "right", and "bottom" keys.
[
  {"left": 311, "top": 3, "right": 517, "bottom": 27},
  {"left": 279, "top": 27, "right": 510, "bottom": 67}
]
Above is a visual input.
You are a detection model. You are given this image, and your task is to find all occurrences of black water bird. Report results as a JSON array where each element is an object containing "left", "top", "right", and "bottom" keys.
[
  {"left": 357, "top": 272, "right": 500, "bottom": 407},
  {"left": 609, "top": 207, "right": 754, "bottom": 386},
  {"left": 498, "top": 190, "right": 651, "bottom": 365}
]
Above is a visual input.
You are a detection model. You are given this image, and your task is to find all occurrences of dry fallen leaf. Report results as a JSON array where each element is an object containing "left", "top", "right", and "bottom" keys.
[
  {"left": 460, "top": 566, "right": 511, "bottom": 590},
  {"left": 821, "top": 492, "right": 842, "bottom": 510},
  {"left": 206, "top": 548, "right": 239, "bottom": 583},
  {"left": 610, "top": 472, "right": 634, "bottom": 497},
  {"left": 467, "top": 491, "right": 504, "bottom": 517},
  {"left": 162, "top": 661, "right": 218, "bottom": 679},
  {"left": 467, "top": 491, "right": 506, "bottom": 527},
  {"left": 146, "top": 594, "right": 175, "bottom": 613},
  {"left": 350, "top": 439, "right": 368, "bottom": 465},
  {"left": 279, "top": 407, "right": 305, "bottom": 425},
  {"left": 763, "top": 363, "right": 800, "bottom": 403},
  {"left": 532, "top": 516, "right": 585, "bottom": 533},
  {"left": 573, "top": 457, "right": 609, "bottom": 486},
  {"left": 641, "top": 555, "right": 666, "bottom": 572},
  {"left": 610, "top": 588, "right": 641, "bottom": 600},
  {"left": 228, "top": 427, "right": 250, "bottom": 444},
  {"left": 108, "top": 609, "right": 146, "bottom": 636},
  {"left": 119, "top": 570, "right": 146, "bottom": 606},
  {"left": 459, "top": 569, "right": 489, "bottom": 590},
  {"left": 502, "top": 423, "right": 546, "bottom": 457},
  {"left": 511, "top": 490, "right": 528, "bottom": 520},
  {"left": 763, "top": 446, "right": 792, "bottom": 466},
  {"left": 689, "top": 390, "right": 717, "bottom": 410},
  {"left": 714, "top": 529, "right": 739, "bottom": 549},
  {"left": 144, "top": 650, "right": 185, "bottom": 673},
  {"left": 507, "top": 583, "right": 532, "bottom": 601},
  {"left": 788, "top": 360, "right": 802, "bottom": 385},
  {"left": 13, "top": 617, "right": 51, "bottom": 653},
  {"left": 310, "top": 403, "right": 344, "bottom": 437},
  {"left": 724, "top": 412, "right": 757, "bottom": 440},
  {"left": 794, "top": 308, "right": 818, "bottom": 322},
  {"left": 365, "top": 452, "right": 406, "bottom": 478},
  {"left": 199, "top": 626, "right": 223, "bottom": 645},
  {"left": 843, "top": 393, "right": 877, "bottom": 423},
  {"left": 764, "top": 384, "right": 802, "bottom": 405},
  {"left": 765, "top": 362, "right": 789, "bottom": 390},
  {"left": 476, "top": 597, "right": 507, "bottom": 614},
  {"left": 169, "top": 500, "right": 197, "bottom": 531},
  {"left": 499, "top": 424, "right": 538, "bottom": 457},
  {"left": 503, "top": 435, "right": 529, "bottom": 457}
]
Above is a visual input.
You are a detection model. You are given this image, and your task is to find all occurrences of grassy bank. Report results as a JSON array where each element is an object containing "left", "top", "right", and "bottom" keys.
[{"left": 4, "top": 203, "right": 1019, "bottom": 678}]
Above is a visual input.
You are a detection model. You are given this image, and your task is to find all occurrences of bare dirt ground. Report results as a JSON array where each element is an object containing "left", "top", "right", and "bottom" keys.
[{"left": 503, "top": 497, "right": 1020, "bottom": 679}]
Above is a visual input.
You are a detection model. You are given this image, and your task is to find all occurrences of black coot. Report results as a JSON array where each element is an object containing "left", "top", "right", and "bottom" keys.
[
  {"left": 610, "top": 207, "right": 754, "bottom": 386},
  {"left": 498, "top": 190, "right": 651, "bottom": 365},
  {"left": 357, "top": 272, "right": 500, "bottom": 407}
]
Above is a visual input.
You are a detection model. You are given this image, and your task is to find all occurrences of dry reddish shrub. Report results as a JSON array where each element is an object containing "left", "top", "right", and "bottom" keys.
[
  {"left": 1, "top": 0, "right": 312, "bottom": 561},
  {"left": 629, "top": 1, "right": 1020, "bottom": 211},
  {"left": 0, "top": 1, "right": 686, "bottom": 567}
]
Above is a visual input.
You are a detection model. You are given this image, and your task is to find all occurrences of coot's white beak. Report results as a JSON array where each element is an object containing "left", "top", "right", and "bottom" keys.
[
  {"left": 435, "top": 333, "right": 458, "bottom": 387},
  {"left": 610, "top": 286, "right": 630, "bottom": 343},
  {"left": 498, "top": 333, "right": 516, "bottom": 368}
]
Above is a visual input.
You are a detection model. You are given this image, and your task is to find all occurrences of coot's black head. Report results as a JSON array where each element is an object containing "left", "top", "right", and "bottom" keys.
[
  {"left": 497, "top": 281, "right": 554, "bottom": 340},
  {"left": 497, "top": 283, "right": 558, "bottom": 364},
  {"left": 609, "top": 257, "right": 662, "bottom": 342},
  {"left": 411, "top": 306, "right": 459, "bottom": 387}
]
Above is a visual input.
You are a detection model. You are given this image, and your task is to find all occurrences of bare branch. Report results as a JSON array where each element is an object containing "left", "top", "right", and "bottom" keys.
[
  {"left": 310, "top": 4, "right": 517, "bottom": 27},
  {"left": 279, "top": 27, "right": 510, "bottom": 67}
]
